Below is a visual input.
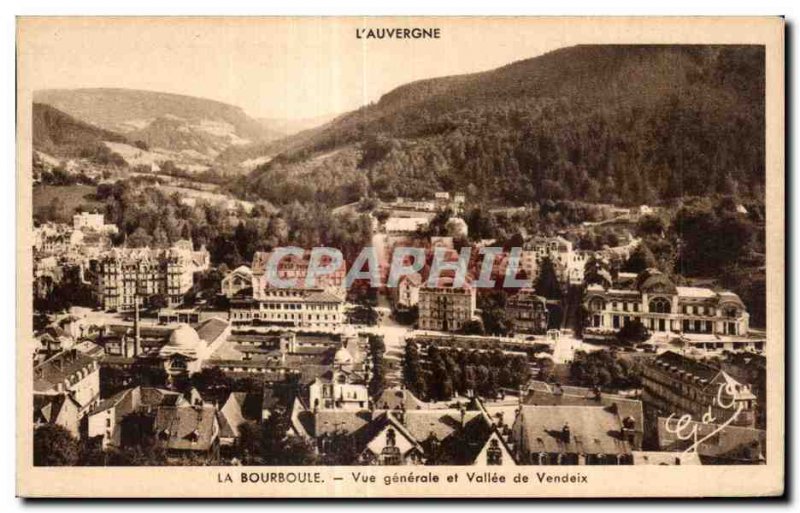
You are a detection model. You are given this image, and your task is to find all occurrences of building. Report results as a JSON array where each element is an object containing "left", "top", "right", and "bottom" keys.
[
  {"left": 384, "top": 217, "right": 430, "bottom": 235},
  {"left": 506, "top": 289, "right": 549, "bottom": 334},
  {"left": 229, "top": 289, "right": 345, "bottom": 329},
  {"left": 97, "top": 317, "right": 231, "bottom": 382},
  {"left": 221, "top": 265, "right": 253, "bottom": 298},
  {"left": 87, "top": 386, "right": 188, "bottom": 448},
  {"left": 251, "top": 250, "right": 346, "bottom": 297},
  {"left": 73, "top": 211, "right": 118, "bottom": 234},
  {"left": 312, "top": 400, "right": 516, "bottom": 466},
  {"left": 582, "top": 268, "right": 752, "bottom": 341},
  {"left": 641, "top": 351, "right": 757, "bottom": 428},
  {"left": 392, "top": 273, "right": 422, "bottom": 312},
  {"left": 97, "top": 241, "right": 210, "bottom": 311},
  {"left": 153, "top": 403, "right": 220, "bottom": 460},
  {"left": 417, "top": 280, "right": 477, "bottom": 332},
  {"left": 511, "top": 404, "right": 639, "bottom": 465},
  {"left": 307, "top": 338, "right": 369, "bottom": 411},
  {"left": 34, "top": 348, "right": 101, "bottom": 419},
  {"left": 656, "top": 417, "right": 765, "bottom": 464},
  {"left": 34, "top": 393, "right": 83, "bottom": 438}
]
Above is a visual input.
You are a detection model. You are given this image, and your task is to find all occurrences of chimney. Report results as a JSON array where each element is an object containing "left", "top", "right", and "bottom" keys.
[
  {"left": 459, "top": 404, "right": 466, "bottom": 428},
  {"left": 134, "top": 300, "right": 141, "bottom": 357},
  {"left": 561, "top": 422, "right": 571, "bottom": 443}
]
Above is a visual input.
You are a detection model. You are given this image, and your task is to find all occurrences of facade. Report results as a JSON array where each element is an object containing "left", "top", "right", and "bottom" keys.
[
  {"left": 34, "top": 393, "right": 83, "bottom": 438},
  {"left": 251, "top": 250, "right": 346, "bottom": 297},
  {"left": 417, "top": 281, "right": 477, "bottom": 332},
  {"left": 33, "top": 348, "right": 101, "bottom": 419},
  {"left": 229, "top": 289, "right": 344, "bottom": 329},
  {"left": 519, "top": 236, "right": 587, "bottom": 285},
  {"left": 87, "top": 386, "right": 187, "bottom": 448},
  {"left": 97, "top": 241, "right": 210, "bottom": 311},
  {"left": 642, "top": 351, "right": 757, "bottom": 428},
  {"left": 583, "top": 269, "right": 751, "bottom": 340},
  {"left": 511, "top": 404, "right": 640, "bottom": 465},
  {"left": 506, "top": 289, "right": 549, "bottom": 334},
  {"left": 73, "top": 211, "right": 118, "bottom": 234},
  {"left": 392, "top": 273, "right": 422, "bottom": 311},
  {"left": 221, "top": 265, "right": 253, "bottom": 298},
  {"left": 313, "top": 400, "right": 516, "bottom": 466}
]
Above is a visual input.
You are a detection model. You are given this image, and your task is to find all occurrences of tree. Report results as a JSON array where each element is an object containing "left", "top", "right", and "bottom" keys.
[
  {"left": 534, "top": 257, "right": 562, "bottom": 300},
  {"left": 190, "top": 367, "right": 232, "bottom": 404},
  {"left": 33, "top": 424, "right": 79, "bottom": 466},
  {"left": 459, "top": 319, "right": 485, "bottom": 336},
  {"left": 616, "top": 319, "right": 650, "bottom": 346},
  {"left": 623, "top": 242, "right": 658, "bottom": 273}
]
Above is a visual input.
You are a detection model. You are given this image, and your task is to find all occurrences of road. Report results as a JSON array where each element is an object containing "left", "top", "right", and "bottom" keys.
[{"left": 361, "top": 293, "right": 412, "bottom": 387}]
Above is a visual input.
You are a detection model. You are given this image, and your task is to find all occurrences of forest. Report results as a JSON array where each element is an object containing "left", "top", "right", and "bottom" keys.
[{"left": 241, "top": 45, "right": 765, "bottom": 209}]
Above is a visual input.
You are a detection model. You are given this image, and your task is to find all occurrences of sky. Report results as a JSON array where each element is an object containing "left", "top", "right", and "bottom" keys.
[{"left": 18, "top": 17, "right": 569, "bottom": 120}]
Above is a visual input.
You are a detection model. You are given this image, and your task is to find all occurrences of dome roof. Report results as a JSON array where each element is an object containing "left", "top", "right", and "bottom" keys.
[{"left": 167, "top": 324, "right": 201, "bottom": 349}]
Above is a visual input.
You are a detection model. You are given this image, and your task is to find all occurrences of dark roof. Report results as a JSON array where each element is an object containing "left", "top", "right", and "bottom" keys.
[
  {"left": 314, "top": 409, "right": 373, "bottom": 437},
  {"left": 434, "top": 414, "right": 495, "bottom": 464},
  {"left": 196, "top": 318, "right": 229, "bottom": 345},
  {"left": 218, "top": 392, "right": 247, "bottom": 439},
  {"left": 516, "top": 404, "right": 632, "bottom": 455},
  {"left": 653, "top": 351, "right": 720, "bottom": 382},
  {"left": 522, "top": 386, "right": 644, "bottom": 432},
  {"left": 374, "top": 388, "right": 427, "bottom": 411},
  {"left": 33, "top": 349, "right": 97, "bottom": 393},
  {"left": 34, "top": 393, "right": 79, "bottom": 424},
  {"left": 153, "top": 405, "right": 218, "bottom": 451}
]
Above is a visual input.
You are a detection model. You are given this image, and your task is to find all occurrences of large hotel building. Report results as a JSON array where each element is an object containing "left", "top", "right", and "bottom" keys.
[
  {"left": 96, "top": 241, "right": 210, "bottom": 311},
  {"left": 582, "top": 269, "right": 753, "bottom": 343}
]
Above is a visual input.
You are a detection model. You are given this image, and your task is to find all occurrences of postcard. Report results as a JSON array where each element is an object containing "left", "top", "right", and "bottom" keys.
[{"left": 16, "top": 16, "right": 784, "bottom": 498}]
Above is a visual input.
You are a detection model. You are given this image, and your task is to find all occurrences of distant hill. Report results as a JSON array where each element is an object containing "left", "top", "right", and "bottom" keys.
[
  {"left": 33, "top": 88, "right": 280, "bottom": 163},
  {"left": 32, "top": 102, "right": 128, "bottom": 158},
  {"left": 240, "top": 45, "right": 765, "bottom": 207}
]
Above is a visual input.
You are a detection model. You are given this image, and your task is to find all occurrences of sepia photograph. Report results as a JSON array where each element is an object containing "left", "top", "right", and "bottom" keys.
[{"left": 15, "top": 16, "right": 784, "bottom": 498}]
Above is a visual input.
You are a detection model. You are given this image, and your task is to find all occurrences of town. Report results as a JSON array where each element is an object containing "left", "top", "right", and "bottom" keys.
[{"left": 32, "top": 181, "right": 767, "bottom": 467}]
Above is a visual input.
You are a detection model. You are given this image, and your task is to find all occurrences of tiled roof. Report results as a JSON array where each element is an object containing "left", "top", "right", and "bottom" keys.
[
  {"left": 218, "top": 392, "right": 247, "bottom": 439},
  {"left": 196, "top": 317, "right": 230, "bottom": 345},
  {"left": 516, "top": 405, "right": 632, "bottom": 455},
  {"left": 305, "top": 291, "right": 344, "bottom": 303},
  {"left": 33, "top": 350, "right": 97, "bottom": 393},
  {"left": 402, "top": 409, "right": 482, "bottom": 443},
  {"left": 652, "top": 351, "right": 720, "bottom": 382},
  {"left": 313, "top": 409, "right": 373, "bottom": 437},
  {"left": 154, "top": 405, "right": 218, "bottom": 451},
  {"left": 374, "top": 388, "right": 428, "bottom": 411},
  {"left": 656, "top": 417, "right": 765, "bottom": 462}
]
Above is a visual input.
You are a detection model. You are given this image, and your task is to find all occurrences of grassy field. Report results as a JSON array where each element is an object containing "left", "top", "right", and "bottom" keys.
[{"left": 33, "top": 184, "right": 104, "bottom": 223}]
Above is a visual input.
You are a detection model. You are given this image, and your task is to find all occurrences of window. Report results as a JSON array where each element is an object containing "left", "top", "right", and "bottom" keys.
[
  {"left": 381, "top": 428, "right": 402, "bottom": 465},
  {"left": 649, "top": 298, "right": 671, "bottom": 314},
  {"left": 486, "top": 439, "right": 503, "bottom": 465}
]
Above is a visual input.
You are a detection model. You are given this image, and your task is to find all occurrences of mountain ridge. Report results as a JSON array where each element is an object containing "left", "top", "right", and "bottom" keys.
[{"left": 238, "top": 45, "right": 765, "bottom": 207}]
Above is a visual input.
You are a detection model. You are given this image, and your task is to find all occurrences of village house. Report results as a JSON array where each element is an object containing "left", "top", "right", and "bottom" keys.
[
  {"left": 34, "top": 348, "right": 101, "bottom": 422},
  {"left": 312, "top": 398, "right": 516, "bottom": 466},
  {"left": 392, "top": 273, "right": 422, "bottom": 312}
]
